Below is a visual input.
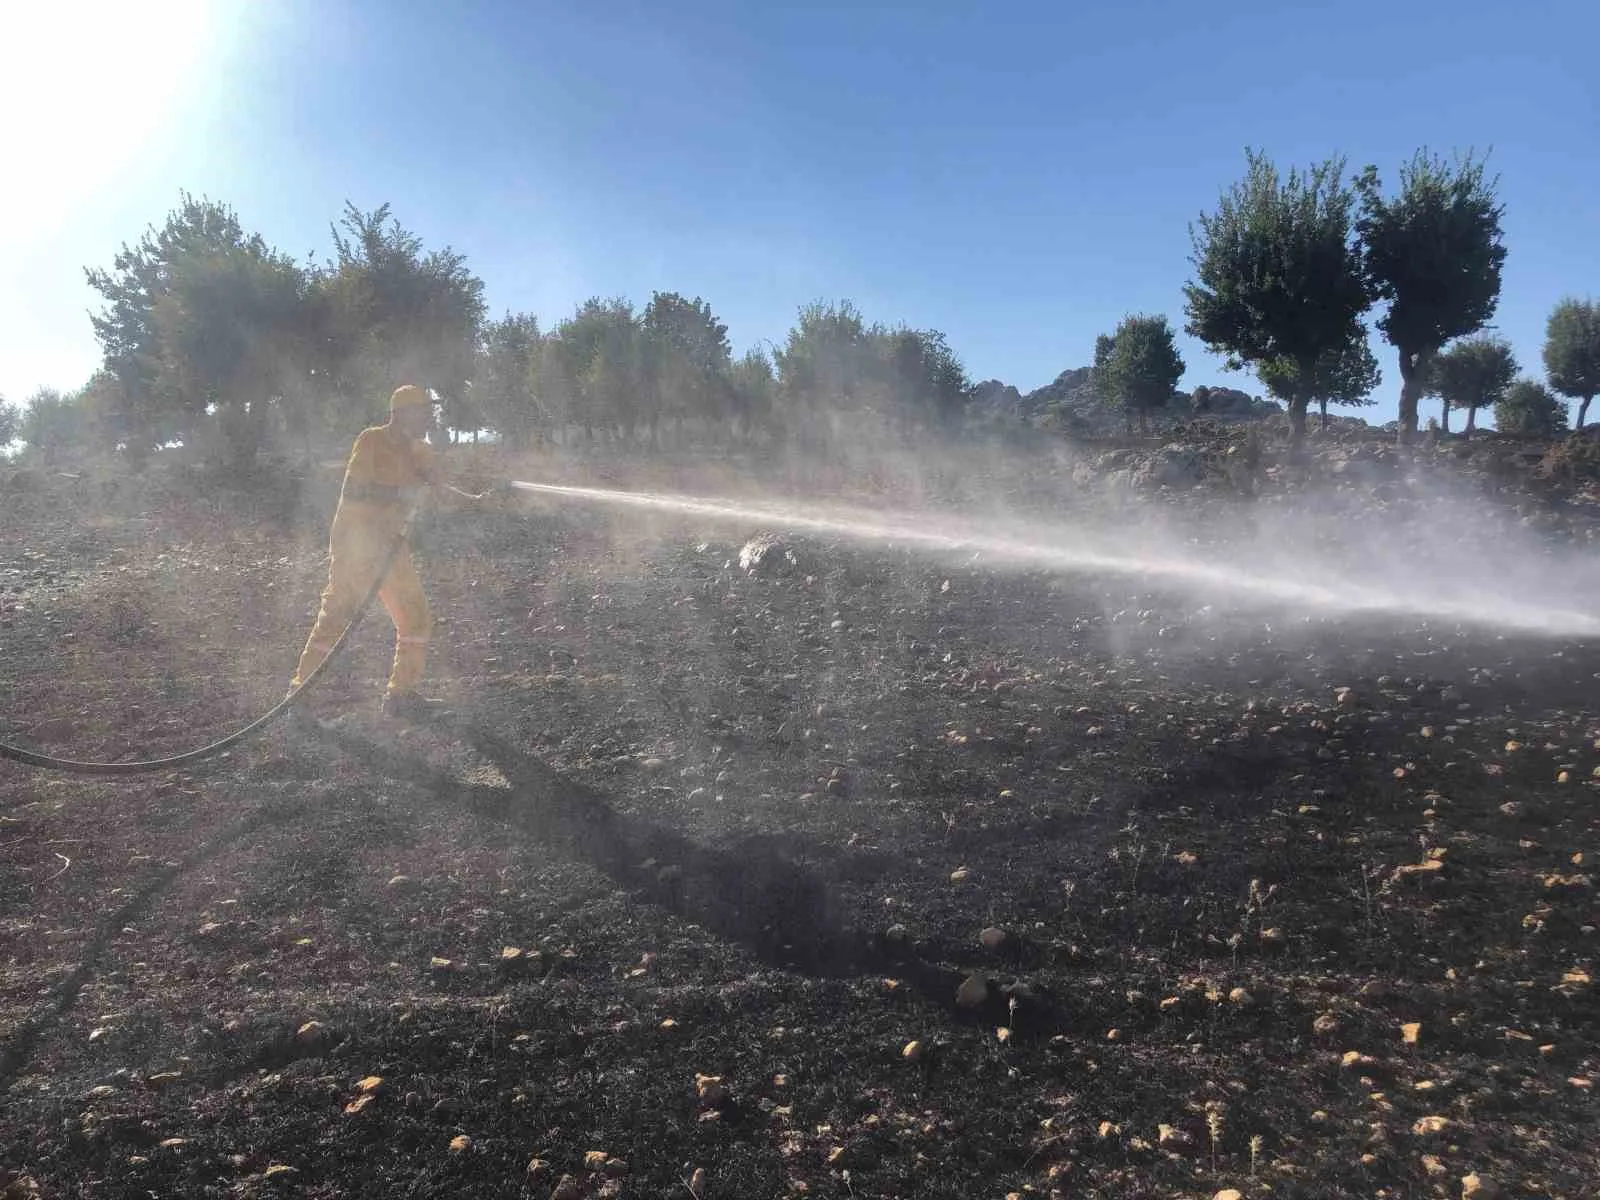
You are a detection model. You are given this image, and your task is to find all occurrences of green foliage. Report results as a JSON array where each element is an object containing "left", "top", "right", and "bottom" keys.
[
  {"left": 0, "top": 397, "right": 17, "bottom": 447},
  {"left": 475, "top": 313, "right": 543, "bottom": 448},
  {"left": 1495, "top": 379, "right": 1568, "bottom": 436},
  {"left": 774, "top": 300, "right": 970, "bottom": 441},
  {"left": 642, "top": 292, "right": 734, "bottom": 435},
  {"left": 777, "top": 300, "right": 872, "bottom": 416},
  {"left": 876, "top": 325, "right": 971, "bottom": 432},
  {"left": 18, "top": 387, "right": 80, "bottom": 457},
  {"left": 1429, "top": 335, "right": 1517, "bottom": 433},
  {"left": 728, "top": 348, "right": 778, "bottom": 437},
  {"left": 1184, "top": 150, "right": 1369, "bottom": 442},
  {"left": 1356, "top": 149, "right": 1507, "bottom": 439},
  {"left": 317, "top": 202, "right": 488, "bottom": 429},
  {"left": 1259, "top": 335, "right": 1380, "bottom": 422},
  {"left": 1091, "top": 314, "right": 1185, "bottom": 431},
  {"left": 85, "top": 193, "right": 271, "bottom": 455},
  {"left": 149, "top": 233, "right": 308, "bottom": 464},
  {"left": 1542, "top": 297, "right": 1600, "bottom": 427}
]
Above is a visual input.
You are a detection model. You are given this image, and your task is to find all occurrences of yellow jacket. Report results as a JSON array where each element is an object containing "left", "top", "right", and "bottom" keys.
[{"left": 332, "top": 423, "right": 444, "bottom": 544}]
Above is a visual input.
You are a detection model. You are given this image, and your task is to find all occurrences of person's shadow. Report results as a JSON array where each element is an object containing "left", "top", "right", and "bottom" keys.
[{"left": 313, "top": 709, "right": 1063, "bottom": 1034}]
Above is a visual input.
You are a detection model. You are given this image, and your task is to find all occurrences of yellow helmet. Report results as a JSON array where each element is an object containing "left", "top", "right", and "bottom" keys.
[{"left": 390, "top": 384, "right": 431, "bottom": 414}]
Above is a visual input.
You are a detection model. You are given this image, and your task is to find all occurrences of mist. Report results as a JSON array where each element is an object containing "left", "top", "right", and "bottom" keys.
[{"left": 504, "top": 430, "right": 1600, "bottom": 644}]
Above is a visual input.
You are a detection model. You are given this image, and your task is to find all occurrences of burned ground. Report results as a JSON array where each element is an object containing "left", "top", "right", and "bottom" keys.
[{"left": 1, "top": 446, "right": 1597, "bottom": 1199}]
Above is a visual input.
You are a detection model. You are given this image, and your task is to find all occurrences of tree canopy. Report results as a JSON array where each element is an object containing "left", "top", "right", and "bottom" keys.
[
  {"left": 1542, "top": 298, "right": 1600, "bottom": 429},
  {"left": 1428, "top": 335, "right": 1517, "bottom": 436},
  {"left": 1356, "top": 150, "right": 1506, "bottom": 443},
  {"left": 1257, "top": 336, "right": 1381, "bottom": 430},
  {"left": 1495, "top": 379, "right": 1568, "bottom": 436},
  {"left": 1184, "top": 150, "right": 1370, "bottom": 446},
  {"left": 1091, "top": 314, "right": 1185, "bottom": 433},
  {"left": 18, "top": 159, "right": 1584, "bottom": 466}
]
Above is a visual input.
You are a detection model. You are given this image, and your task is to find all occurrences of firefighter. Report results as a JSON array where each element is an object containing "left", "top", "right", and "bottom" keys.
[{"left": 289, "top": 384, "right": 492, "bottom": 720}]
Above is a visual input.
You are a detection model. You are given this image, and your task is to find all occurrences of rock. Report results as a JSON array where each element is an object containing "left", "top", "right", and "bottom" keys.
[
  {"left": 1215, "top": 1191, "right": 1245, "bottom": 1200},
  {"left": 1227, "top": 987, "right": 1255, "bottom": 1007},
  {"left": 550, "top": 1175, "right": 581, "bottom": 1200},
  {"left": 1461, "top": 1172, "right": 1504, "bottom": 1200},
  {"left": 1312, "top": 1012, "right": 1341, "bottom": 1037},
  {"left": 1157, "top": 1123, "right": 1196, "bottom": 1152},
  {"left": 738, "top": 534, "right": 800, "bottom": 577},
  {"left": 949, "top": 866, "right": 971, "bottom": 884},
  {"left": 1412, "top": 1114, "right": 1451, "bottom": 1137},
  {"left": 448, "top": 1135, "right": 471, "bottom": 1154},
  {"left": 294, "top": 1021, "right": 326, "bottom": 1046},
  {"left": 1391, "top": 860, "right": 1444, "bottom": 882},
  {"left": 526, "top": 1158, "right": 551, "bottom": 1182},
  {"left": 688, "top": 1166, "right": 708, "bottom": 1197},
  {"left": 694, "top": 1074, "right": 730, "bottom": 1107},
  {"left": 979, "top": 926, "right": 1009, "bottom": 951},
  {"left": 1401, "top": 1022, "right": 1422, "bottom": 1045},
  {"left": 955, "top": 974, "right": 989, "bottom": 1008},
  {"left": 901, "top": 1039, "right": 926, "bottom": 1062}
]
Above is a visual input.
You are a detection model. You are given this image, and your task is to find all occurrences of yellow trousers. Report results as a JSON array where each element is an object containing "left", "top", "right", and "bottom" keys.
[{"left": 292, "top": 527, "right": 433, "bottom": 696}]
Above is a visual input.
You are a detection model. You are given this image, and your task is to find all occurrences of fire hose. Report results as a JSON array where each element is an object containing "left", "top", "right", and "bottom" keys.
[{"left": 0, "top": 520, "right": 415, "bottom": 777}]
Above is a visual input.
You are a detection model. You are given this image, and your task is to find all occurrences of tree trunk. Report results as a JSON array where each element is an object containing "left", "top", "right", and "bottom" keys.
[
  {"left": 1440, "top": 398, "right": 1450, "bottom": 434},
  {"left": 1580, "top": 395, "right": 1593, "bottom": 429},
  {"left": 1318, "top": 398, "right": 1328, "bottom": 430},
  {"left": 1288, "top": 396, "right": 1308, "bottom": 453},
  {"left": 1465, "top": 406, "right": 1477, "bottom": 438},
  {"left": 1396, "top": 349, "right": 1428, "bottom": 445}
]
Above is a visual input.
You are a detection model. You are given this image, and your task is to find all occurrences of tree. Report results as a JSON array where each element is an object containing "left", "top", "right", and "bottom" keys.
[
  {"left": 1355, "top": 150, "right": 1507, "bottom": 444},
  {"left": 1091, "top": 314, "right": 1185, "bottom": 434},
  {"left": 475, "top": 312, "right": 544, "bottom": 448},
  {"left": 1428, "top": 335, "right": 1516, "bottom": 436},
  {"left": 873, "top": 326, "right": 971, "bottom": 434},
  {"left": 316, "top": 202, "right": 487, "bottom": 432},
  {"left": 728, "top": 348, "right": 778, "bottom": 441},
  {"left": 85, "top": 193, "right": 281, "bottom": 457},
  {"left": 1543, "top": 297, "right": 1600, "bottom": 429},
  {"left": 1184, "top": 150, "right": 1370, "bottom": 448},
  {"left": 641, "top": 292, "right": 733, "bottom": 443},
  {"left": 0, "top": 397, "right": 17, "bottom": 448},
  {"left": 18, "top": 387, "right": 81, "bottom": 459},
  {"left": 1495, "top": 379, "right": 1568, "bottom": 436},
  {"left": 544, "top": 298, "right": 641, "bottom": 441},
  {"left": 147, "top": 234, "right": 308, "bottom": 465},
  {"left": 1258, "top": 335, "right": 1381, "bottom": 430}
]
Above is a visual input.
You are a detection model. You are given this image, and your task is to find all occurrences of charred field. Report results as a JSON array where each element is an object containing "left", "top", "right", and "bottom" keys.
[{"left": 2, "top": 435, "right": 1598, "bottom": 1200}]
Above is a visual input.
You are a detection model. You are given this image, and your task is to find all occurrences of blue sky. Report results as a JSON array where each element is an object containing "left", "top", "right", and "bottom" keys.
[{"left": 3, "top": 0, "right": 1597, "bottom": 422}]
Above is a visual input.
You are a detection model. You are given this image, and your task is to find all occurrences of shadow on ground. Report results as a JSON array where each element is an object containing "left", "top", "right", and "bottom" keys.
[{"left": 311, "top": 711, "right": 1068, "bottom": 1033}]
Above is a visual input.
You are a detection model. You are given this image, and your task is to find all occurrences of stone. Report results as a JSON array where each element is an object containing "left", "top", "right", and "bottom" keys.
[{"left": 955, "top": 974, "right": 989, "bottom": 1008}]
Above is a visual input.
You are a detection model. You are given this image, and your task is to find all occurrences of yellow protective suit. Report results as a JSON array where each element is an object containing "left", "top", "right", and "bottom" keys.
[{"left": 292, "top": 386, "right": 444, "bottom": 699}]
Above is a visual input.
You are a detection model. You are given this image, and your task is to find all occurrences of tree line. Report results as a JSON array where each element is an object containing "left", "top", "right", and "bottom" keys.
[
  {"left": 2, "top": 197, "right": 969, "bottom": 467},
  {"left": 3, "top": 150, "right": 1596, "bottom": 465}
]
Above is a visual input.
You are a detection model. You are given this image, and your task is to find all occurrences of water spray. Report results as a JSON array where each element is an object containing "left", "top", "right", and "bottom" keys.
[{"left": 510, "top": 480, "right": 1600, "bottom": 639}]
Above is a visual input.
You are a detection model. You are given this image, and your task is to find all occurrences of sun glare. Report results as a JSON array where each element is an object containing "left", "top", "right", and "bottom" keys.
[{"left": 1, "top": 0, "right": 217, "bottom": 223}]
